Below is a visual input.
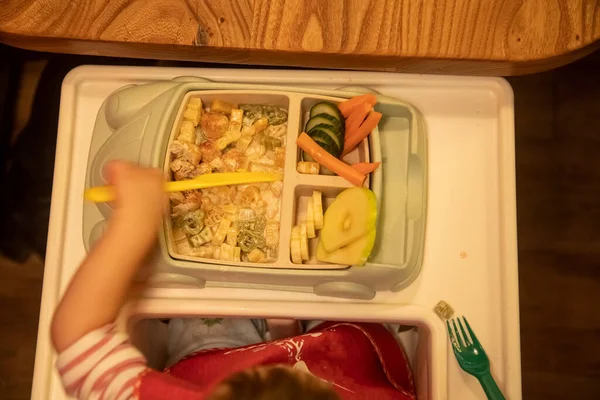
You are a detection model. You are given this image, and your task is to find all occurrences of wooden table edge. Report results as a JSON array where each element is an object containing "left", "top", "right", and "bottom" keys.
[{"left": 1, "top": 32, "right": 599, "bottom": 76}]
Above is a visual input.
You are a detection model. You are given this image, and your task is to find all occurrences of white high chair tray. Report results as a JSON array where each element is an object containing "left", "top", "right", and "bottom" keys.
[{"left": 32, "top": 66, "right": 520, "bottom": 400}]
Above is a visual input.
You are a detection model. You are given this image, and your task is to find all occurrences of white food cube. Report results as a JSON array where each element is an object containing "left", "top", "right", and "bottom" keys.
[
  {"left": 236, "top": 136, "right": 252, "bottom": 152},
  {"left": 233, "top": 247, "right": 241, "bottom": 262},
  {"left": 253, "top": 117, "right": 268, "bottom": 132},
  {"left": 241, "top": 125, "right": 256, "bottom": 137},
  {"left": 183, "top": 106, "right": 201, "bottom": 126},
  {"left": 189, "top": 97, "right": 202, "bottom": 107},
  {"left": 177, "top": 120, "right": 196, "bottom": 143},
  {"left": 229, "top": 109, "right": 243, "bottom": 131},
  {"left": 212, "top": 218, "right": 232, "bottom": 245},
  {"left": 220, "top": 243, "right": 234, "bottom": 261},
  {"left": 247, "top": 248, "right": 265, "bottom": 263},
  {"left": 226, "top": 226, "right": 238, "bottom": 246},
  {"left": 265, "top": 221, "right": 279, "bottom": 247}
]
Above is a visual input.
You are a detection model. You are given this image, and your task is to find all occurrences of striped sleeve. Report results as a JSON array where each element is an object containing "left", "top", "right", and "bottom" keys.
[{"left": 56, "top": 324, "right": 147, "bottom": 400}]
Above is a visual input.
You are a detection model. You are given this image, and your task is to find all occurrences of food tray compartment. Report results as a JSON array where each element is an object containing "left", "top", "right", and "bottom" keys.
[
  {"left": 298, "top": 96, "right": 370, "bottom": 175},
  {"left": 163, "top": 90, "right": 378, "bottom": 271},
  {"left": 292, "top": 184, "right": 352, "bottom": 269},
  {"left": 164, "top": 90, "right": 298, "bottom": 268}
]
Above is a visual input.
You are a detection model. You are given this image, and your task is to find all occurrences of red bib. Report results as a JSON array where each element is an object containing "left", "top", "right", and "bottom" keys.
[{"left": 137, "top": 322, "right": 415, "bottom": 400}]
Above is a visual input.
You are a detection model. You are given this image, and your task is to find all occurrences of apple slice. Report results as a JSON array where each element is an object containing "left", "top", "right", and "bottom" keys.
[
  {"left": 320, "top": 187, "right": 377, "bottom": 253},
  {"left": 316, "top": 229, "right": 376, "bottom": 266}
]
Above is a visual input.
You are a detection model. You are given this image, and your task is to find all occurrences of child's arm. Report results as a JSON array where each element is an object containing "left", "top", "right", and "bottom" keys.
[
  {"left": 49, "top": 163, "right": 165, "bottom": 400},
  {"left": 51, "top": 161, "right": 165, "bottom": 352}
]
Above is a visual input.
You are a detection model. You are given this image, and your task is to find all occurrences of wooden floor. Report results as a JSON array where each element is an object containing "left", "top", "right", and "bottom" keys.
[
  {"left": 0, "top": 255, "right": 43, "bottom": 400},
  {"left": 508, "top": 52, "right": 600, "bottom": 399},
  {"left": 1, "top": 52, "right": 600, "bottom": 399}
]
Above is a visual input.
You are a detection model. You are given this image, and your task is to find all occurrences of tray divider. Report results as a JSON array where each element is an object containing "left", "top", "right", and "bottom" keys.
[{"left": 275, "top": 93, "right": 304, "bottom": 267}]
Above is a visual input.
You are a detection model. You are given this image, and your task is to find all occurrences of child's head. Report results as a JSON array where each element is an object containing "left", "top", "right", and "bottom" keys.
[{"left": 207, "top": 365, "right": 340, "bottom": 400}]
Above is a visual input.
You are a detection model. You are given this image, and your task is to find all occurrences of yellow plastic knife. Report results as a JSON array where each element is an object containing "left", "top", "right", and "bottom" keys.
[{"left": 84, "top": 172, "right": 283, "bottom": 203}]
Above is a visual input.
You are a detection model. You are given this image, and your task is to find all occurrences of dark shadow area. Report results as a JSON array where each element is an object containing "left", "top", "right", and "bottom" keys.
[
  {"left": 0, "top": 45, "right": 164, "bottom": 261},
  {"left": 0, "top": 46, "right": 19, "bottom": 232},
  {"left": 507, "top": 50, "right": 600, "bottom": 399}
]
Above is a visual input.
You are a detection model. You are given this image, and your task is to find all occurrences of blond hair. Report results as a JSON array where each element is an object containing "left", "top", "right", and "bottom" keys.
[{"left": 208, "top": 365, "right": 340, "bottom": 400}]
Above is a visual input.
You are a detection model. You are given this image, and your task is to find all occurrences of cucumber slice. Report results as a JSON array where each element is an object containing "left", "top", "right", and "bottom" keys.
[
  {"left": 306, "top": 117, "right": 344, "bottom": 147},
  {"left": 313, "top": 113, "right": 345, "bottom": 131},
  {"left": 320, "top": 113, "right": 344, "bottom": 132},
  {"left": 306, "top": 114, "right": 343, "bottom": 133},
  {"left": 301, "top": 150, "right": 316, "bottom": 163},
  {"left": 302, "top": 138, "right": 337, "bottom": 161},
  {"left": 301, "top": 126, "right": 340, "bottom": 161},
  {"left": 308, "top": 127, "right": 340, "bottom": 154},
  {"left": 311, "top": 136, "right": 340, "bottom": 158},
  {"left": 306, "top": 119, "right": 336, "bottom": 134},
  {"left": 309, "top": 125, "right": 342, "bottom": 147},
  {"left": 310, "top": 102, "right": 344, "bottom": 124}
]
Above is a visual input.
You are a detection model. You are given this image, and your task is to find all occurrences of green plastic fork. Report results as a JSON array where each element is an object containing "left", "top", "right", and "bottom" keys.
[{"left": 446, "top": 317, "right": 506, "bottom": 400}]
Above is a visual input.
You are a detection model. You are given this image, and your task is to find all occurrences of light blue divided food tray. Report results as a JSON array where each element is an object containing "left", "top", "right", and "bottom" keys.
[{"left": 83, "top": 77, "right": 427, "bottom": 299}]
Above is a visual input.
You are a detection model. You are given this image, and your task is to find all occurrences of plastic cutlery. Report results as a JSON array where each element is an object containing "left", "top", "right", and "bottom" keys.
[
  {"left": 447, "top": 316, "right": 506, "bottom": 400},
  {"left": 84, "top": 171, "right": 283, "bottom": 203}
]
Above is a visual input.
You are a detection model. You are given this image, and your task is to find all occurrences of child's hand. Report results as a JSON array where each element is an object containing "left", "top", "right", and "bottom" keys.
[
  {"left": 105, "top": 161, "right": 166, "bottom": 238},
  {"left": 52, "top": 162, "right": 165, "bottom": 353}
]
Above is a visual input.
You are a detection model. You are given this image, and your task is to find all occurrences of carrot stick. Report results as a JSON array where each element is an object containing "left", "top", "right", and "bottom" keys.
[
  {"left": 296, "top": 133, "right": 366, "bottom": 186},
  {"left": 345, "top": 102, "right": 371, "bottom": 134},
  {"left": 337, "top": 94, "right": 377, "bottom": 118},
  {"left": 342, "top": 111, "right": 382, "bottom": 156},
  {"left": 351, "top": 162, "right": 381, "bottom": 174}
]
